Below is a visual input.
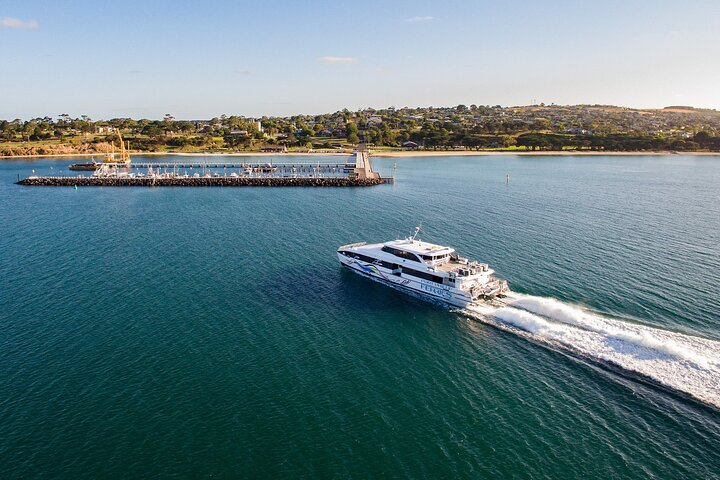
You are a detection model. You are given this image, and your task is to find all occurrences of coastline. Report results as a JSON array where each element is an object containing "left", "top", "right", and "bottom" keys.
[{"left": 2, "top": 150, "right": 720, "bottom": 160}]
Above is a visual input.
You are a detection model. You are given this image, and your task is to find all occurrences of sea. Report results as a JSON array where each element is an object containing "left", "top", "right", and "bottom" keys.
[{"left": 1, "top": 154, "right": 719, "bottom": 479}]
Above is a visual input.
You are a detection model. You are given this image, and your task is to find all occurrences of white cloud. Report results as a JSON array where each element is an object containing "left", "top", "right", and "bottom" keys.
[
  {"left": 0, "top": 17, "right": 39, "bottom": 29},
  {"left": 318, "top": 56, "right": 357, "bottom": 65},
  {"left": 405, "top": 16, "right": 434, "bottom": 23}
]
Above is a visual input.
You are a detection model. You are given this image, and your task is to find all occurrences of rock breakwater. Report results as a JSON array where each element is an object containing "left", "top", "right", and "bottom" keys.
[{"left": 17, "top": 176, "right": 389, "bottom": 187}]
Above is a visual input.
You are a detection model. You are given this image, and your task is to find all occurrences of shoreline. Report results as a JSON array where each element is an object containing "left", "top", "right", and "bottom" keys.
[{"left": 2, "top": 150, "right": 720, "bottom": 160}]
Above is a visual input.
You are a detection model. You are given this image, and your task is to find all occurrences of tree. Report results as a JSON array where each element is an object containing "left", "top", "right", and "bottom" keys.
[
  {"left": 517, "top": 134, "right": 550, "bottom": 151},
  {"left": 694, "top": 131, "right": 712, "bottom": 148},
  {"left": 346, "top": 122, "right": 359, "bottom": 144},
  {"left": 163, "top": 114, "right": 176, "bottom": 134}
]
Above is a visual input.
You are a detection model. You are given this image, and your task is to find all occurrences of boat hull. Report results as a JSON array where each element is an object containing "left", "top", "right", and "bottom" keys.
[{"left": 69, "top": 163, "right": 99, "bottom": 171}]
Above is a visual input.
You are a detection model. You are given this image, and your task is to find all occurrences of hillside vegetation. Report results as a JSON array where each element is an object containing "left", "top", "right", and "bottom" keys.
[{"left": 3, "top": 105, "right": 720, "bottom": 156}]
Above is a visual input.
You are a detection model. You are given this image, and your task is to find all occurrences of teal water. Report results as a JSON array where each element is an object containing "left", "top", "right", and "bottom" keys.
[{"left": 1, "top": 154, "right": 719, "bottom": 478}]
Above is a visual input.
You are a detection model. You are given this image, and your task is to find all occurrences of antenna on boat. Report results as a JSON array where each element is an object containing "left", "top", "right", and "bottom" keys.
[{"left": 411, "top": 224, "right": 422, "bottom": 241}]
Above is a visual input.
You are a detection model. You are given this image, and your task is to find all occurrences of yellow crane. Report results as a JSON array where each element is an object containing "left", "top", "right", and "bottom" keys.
[{"left": 103, "top": 130, "right": 131, "bottom": 164}]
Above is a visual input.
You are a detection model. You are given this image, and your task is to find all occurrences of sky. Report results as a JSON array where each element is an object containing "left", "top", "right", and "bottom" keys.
[{"left": 1, "top": 0, "right": 719, "bottom": 120}]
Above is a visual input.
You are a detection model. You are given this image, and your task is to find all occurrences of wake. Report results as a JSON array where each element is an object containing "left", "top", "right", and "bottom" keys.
[{"left": 464, "top": 293, "right": 720, "bottom": 408}]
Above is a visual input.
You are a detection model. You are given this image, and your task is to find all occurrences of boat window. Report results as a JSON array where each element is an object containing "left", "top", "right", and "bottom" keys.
[
  {"left": 401, "top": 266, "right": 444, "bottom": 284},
  {"left": 381, "top": 246, "right": 422, "bottom": 263},
  {"left": 352, "top": 253, "right": 377, "bottom": 263},
  {"left": 378, "top": 260, "right": 399, "bottom": 270},
  {"left": 421, "top": 254, "right": 450, "bottom": 262},
  {"left": 341, "top": 251, "right": 376, "bottom": 263}
]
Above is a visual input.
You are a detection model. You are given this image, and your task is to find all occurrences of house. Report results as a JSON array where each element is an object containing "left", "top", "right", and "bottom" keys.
[
  {"left": 671, "top": 130, "right": 693, "bottom": 139},
  {"left": 94, "top": 126, "right": 116, "bottom": 134},
  {"left": 402, "top": 141, "right": 419, "bottom": 150},
  {"left": 367, "top": 115, "right": 383, "bottom": 126},
  {"left": 564, "top": 127, "right": 590, "bottom": 135}
]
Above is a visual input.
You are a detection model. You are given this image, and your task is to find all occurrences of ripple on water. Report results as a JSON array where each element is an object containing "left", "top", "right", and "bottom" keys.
[{"left": 1, "top": 155, "right": 720, "bottom": 479}]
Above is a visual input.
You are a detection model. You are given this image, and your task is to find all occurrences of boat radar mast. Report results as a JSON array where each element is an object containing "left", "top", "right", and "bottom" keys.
[{"left": 411, "top": 225, "right": 422, "bottom": 241}]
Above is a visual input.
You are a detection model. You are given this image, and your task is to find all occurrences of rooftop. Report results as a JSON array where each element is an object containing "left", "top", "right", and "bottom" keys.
[{"left": 384, "top": 239, "right": 455, "bottom": 256}]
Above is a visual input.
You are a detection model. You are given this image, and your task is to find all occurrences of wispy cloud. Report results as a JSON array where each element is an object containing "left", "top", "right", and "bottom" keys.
[
  {"left": 318, "top": 56, "right": 357, "bottom": 65},
  {"left": 232, "top": 69, "right": 253, "bottom": 75},
  {"left": 1, "top": 17, "right": 39, "bottom": 29},
  {"left": 405, "top": 16, "right": 434, "bottom": 23},
  {"left": 128, "top": 70, "right": 143, "bottom": 74}
]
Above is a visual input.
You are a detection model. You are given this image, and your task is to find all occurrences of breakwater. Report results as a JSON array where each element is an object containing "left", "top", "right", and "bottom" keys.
[{"left": 16, "top": 176, "right": 389, "bottom": 187}]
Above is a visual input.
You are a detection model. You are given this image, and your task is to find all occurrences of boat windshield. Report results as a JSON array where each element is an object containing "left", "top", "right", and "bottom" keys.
[
  {"left": 421, "top": 254, "right": 451, "bottom": 264},
  {"left": 381, "top": 246, "right": 422, "bottom": 263}
]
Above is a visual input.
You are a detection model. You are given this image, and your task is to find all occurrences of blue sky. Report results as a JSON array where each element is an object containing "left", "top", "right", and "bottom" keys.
[{"left": 1, "top": 0, "right": 719, "bottom": 119}]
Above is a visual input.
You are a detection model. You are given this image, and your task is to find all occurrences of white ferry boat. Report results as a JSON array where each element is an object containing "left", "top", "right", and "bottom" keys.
[{"left": 337, "top": 228, "right": 508, "bottom": 308}]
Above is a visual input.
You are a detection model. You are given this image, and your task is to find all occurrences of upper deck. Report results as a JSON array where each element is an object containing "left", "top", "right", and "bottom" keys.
[{"left": 382, "top": 239, "right": 455, "bottom": 258}]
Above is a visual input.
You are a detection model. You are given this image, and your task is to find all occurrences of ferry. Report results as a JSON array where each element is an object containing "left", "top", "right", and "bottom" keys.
[{"left": 337, "top": 228, "right": 508, "bottom": 308}]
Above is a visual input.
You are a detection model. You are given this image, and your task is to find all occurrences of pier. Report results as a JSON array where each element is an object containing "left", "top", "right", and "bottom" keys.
[{"left": 17, "top": 151, "right": 394, "bottom": 187}]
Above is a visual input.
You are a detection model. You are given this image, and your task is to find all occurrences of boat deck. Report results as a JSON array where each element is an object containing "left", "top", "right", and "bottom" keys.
[
  {"left": 432, "top": 261, "right": 463, "bottom": 273},
  {"left": 430, "top": 260, "right": 483, "bottom": 273}
]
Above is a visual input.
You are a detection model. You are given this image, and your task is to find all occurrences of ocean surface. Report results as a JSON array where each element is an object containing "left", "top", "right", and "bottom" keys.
[{"left": 1, "top": 154, "right": 719, "bottom": 479}]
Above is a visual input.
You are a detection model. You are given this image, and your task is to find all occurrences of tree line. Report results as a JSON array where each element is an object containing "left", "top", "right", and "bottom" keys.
[
  {"left": 2, "top": 108, "right": 720, "bottom": 153},
  {"left": 513, "top": 132, "right": 720, "bottom": 152}
]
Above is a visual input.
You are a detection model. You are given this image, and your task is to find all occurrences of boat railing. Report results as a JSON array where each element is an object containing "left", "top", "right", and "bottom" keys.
[{"left": 339, "top": 242, "right": 367, "bottom": 249}]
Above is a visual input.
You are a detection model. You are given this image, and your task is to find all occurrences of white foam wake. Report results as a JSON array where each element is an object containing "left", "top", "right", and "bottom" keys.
[{"left": 464, "top": 293, "right": 720, "bottom": 408}]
